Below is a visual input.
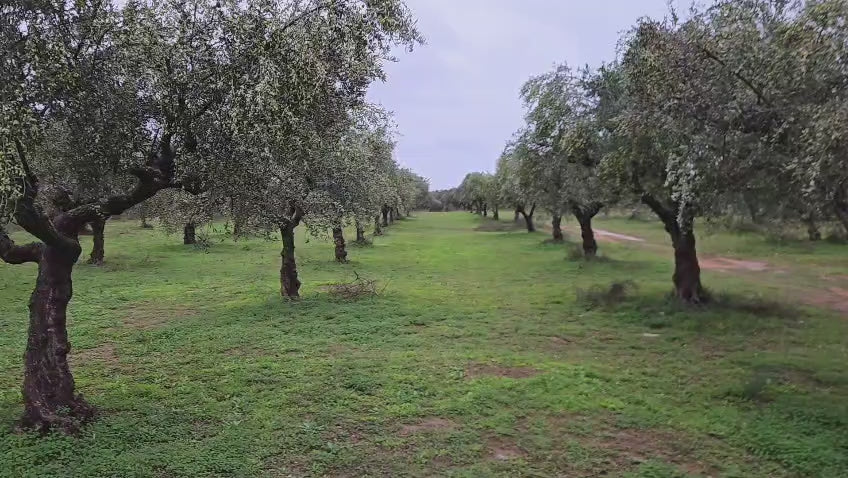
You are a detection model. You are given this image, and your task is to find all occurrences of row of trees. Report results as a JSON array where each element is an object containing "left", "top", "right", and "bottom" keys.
[
  {"left": 0, "top": 0, "right": 423, "bottom": 433},
  {"left": 454, "top": 0, "right": 848, "bottom": 304}
]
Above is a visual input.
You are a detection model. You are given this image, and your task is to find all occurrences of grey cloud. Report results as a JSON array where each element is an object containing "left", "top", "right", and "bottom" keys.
[{"left": 368, "top": 0, "right": 680, "bottom": 189}]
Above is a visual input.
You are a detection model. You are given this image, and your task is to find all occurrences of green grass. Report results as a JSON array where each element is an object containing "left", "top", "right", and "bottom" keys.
[{"left": 0, "top": 212, "right": 846, "bottom": 477}]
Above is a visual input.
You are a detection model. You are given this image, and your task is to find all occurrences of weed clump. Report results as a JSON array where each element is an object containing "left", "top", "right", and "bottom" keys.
[
  {"left": 322, "top": 271, "right": 382, "bottom": 301},
  {"left": 566, "top": 246, "right": 611, "bottom": 262},
  {"left": 577, "top": 281, "right": 637, "bottom": 308}
]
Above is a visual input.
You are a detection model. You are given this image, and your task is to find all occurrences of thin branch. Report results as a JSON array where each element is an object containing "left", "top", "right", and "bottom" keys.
[{"left": 698, "top": 45, "right": 771, "bottom": 106}]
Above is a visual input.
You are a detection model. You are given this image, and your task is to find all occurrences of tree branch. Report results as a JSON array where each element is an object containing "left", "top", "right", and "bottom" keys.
[
  {"left": 0, "top": 229, "right": 42, "bottom": 264},
  {"left": 698, "top": 45, "right": 771, "bottom": 107}
]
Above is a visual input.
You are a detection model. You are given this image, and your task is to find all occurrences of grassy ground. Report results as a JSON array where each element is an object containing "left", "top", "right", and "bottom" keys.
[{"left": 0, "top": 212, "right": 846, "bottom": 477}]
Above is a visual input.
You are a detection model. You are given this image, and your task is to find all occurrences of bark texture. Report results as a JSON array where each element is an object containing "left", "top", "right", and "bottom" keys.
[
  {"left": 374, "top": 215, "right": 384, "bottom": 236},
  {"left": 333, "top": 227, "right": 348, "bottom": 263},
  {"left": 570, "top": 202, "right": 602, "bottom": 257},
  {"left": 381, "top": 206, "right": 389, "bottom": 227},
  {"left": 87, "top": 217, "right": 106, "bottom": 265},
  {"left": 492, "top": 206, "right": 499, "bottom": 221},
  {"left": 577, "top": 214, "right": 598, "bottom": 257},
  {"left": 22, "top": 239, "right": 95, "bottom": 433},
  {"left": 355, "top": 222, "right": 366, "bottom": 242},
  {"left": 642, "top": 195, "right": 705, "bottom": 303},
  {"left": 280, "top": 222, "right": 301, "bottom": 298},
  {"left": 519, "top": 204, "right": 536, "bottom": 232},
  {"left": 183, "top": 223, "right": 196, "bottom": 245},
  {"left": 551, "top": 215, "right": 563, "bottom": 242}
]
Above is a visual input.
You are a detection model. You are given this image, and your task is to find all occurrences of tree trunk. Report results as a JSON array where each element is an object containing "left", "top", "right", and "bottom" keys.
[
  {"left": 333, "top": 227, "right": 348, "bottom": 263},
  {"left": 803, "top": 216, "right": 821, "bottom": 241},
  {"left": 280, "top": 223, "right": 301, "bottom": 298},
  {"left": 493, "top": 206, "right": 499, "bottom": 220},
  {"left": 522, "top": 213, "right": 535, "bottom": 232},
  {"left": 671, "top": 228, "right": 705, "bottom": 303},
  {"left": 355, "top": 221, "right": 366, "bottom": 242},
  {"left": 577, "top": 214, "right": 598, "bottom": 257},
  {"left": 87, "top": 217, "right": 106, "bottom": 265},
  {"left": 551, "top": 215, "right": 563, "bottom": 242},
  {"left": 642, "top": 195, "right": 704, "bottom": 303},
  {"left": 520, "top": 205, "right": 536, "bottom": 232},
  {"left": 139, "top": 203, "right": 153, "bottom": 229},
  {"left": 514, "top": 208, "right": 520, "bottom": 222},
  {"left": 834, "top": 205, "right": 848, "bottom": 237},
  {"left": 233, "top": 216, "right": 243, "bottom": 239},
  {"left": 21, "top": 231, "right": 94, "bottom": 433},
  {"left": 183, "top": 223, "right": 196, "bottom": 245},
  {"left": 374, "top": 215, "right": 384, "bottom": 236},
  {"left": 381, "top": 206, "right": 389, "bottom": 227},
  {"left": 388, "top": 208, "right": 395, "bottom": 224},
  {"left": 483, "top": 204, "right": 488, "bottom": 217}
]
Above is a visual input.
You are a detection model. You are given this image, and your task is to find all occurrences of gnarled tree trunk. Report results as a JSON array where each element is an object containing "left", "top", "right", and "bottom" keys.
[
  {"left": 551, "top": 215, "right": 563, "bottom": 242},
  {"left": 333, "top": 227, "right": 348, "bottom": 263},
  {"left": 493, "top": 206, "right": 499, "bottom": 220},
  {"left": 519, "top": 204, "right": 536, "bottom": 232},
  {"left": 670, "top": 228, "right": 704, "bottom": 303},
  {"left": 20, "top": 218, "right": 95, "bottom": 433},
  {"left": 183, "top": 223, "right": 196, "bottom": 245},
  {"left": 483, "top": 204, "right": 488, "bottom": 217},
  {"left": 381, "top": 206, "right": 389, "bottom": 227},
  {"left": 87, "top": 217, "right": 106, "bottom": 265},
  {"left": 642, "top": 195, "right": 705, "bottom": 303},
  {"left": 355, "top": 221, "right": 366, "bottom": 242},
  {"left": 571, "top": 203, "right": 602, "bottom": 257},
  {"left": 280, "top": 222, "right": 301, "bottom": 298},
  {"left": 577, "top": 214, "right": 598, "bottom": 256},
  {"left": 374, "top": 215, "right": 383, "bottom": 236},
  {"left": 388, "top": 208, "right": 395, "bottom": 224}
]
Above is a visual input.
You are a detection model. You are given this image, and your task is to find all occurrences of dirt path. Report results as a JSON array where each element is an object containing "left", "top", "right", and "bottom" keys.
[
  {"left": 580, "top": 226, "right": 847, "bottom": 315},
  {"left": 594, "top": 229, "right": 645, "bottom": 243}
]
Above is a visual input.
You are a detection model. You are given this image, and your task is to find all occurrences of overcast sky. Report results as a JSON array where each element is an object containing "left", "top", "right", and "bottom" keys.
[{"left": 367, "top": 0, "right": 680, "bottom": 190}]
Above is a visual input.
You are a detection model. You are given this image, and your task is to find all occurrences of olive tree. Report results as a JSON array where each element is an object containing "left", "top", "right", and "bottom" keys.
[
  {"left": 219, "top": 0, "right": 421, "bottom": 297},
  {"left": 0, "top": 0, "right": 226, "bottom": 432},
  {"left": 518, "top": 63, "right": 606, "bottom": 253},
  {"left": 495, "top": 142, "right": 538, "bottom": 232},
  {"left": 595, "top": 0, "right": 848, "bottom": 302}
]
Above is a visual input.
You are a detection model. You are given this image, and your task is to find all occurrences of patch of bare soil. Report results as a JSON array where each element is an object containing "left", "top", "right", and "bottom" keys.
[
  {"left": 69, "top": 343, "right": 119, "bottom": 368},
  {"left": 594, "top": 229, "right": 645, "bottom": 243},
  {"left": 123, "top": 301, "right": 198, "bottom": 330},
  {"left": 398, "top": 417, "right": 457, "bottom": 437},
  {"left": 701, "top": 257, "right": 769, "bottom": 272},
  {"left": 465, "top": 363, "right": 540, "bottom": 379},
  {"left": 549, "top": 336, "right": 572, "bottom": 346},
  {"left": 487, "top": 437, "right": 527, "bottom": 461},
  {"left": 589, "top": 427, "right": 717, "bottom": 476},
  {"left": 807, "top": 287, "right": 848, "bottom": 314}
]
